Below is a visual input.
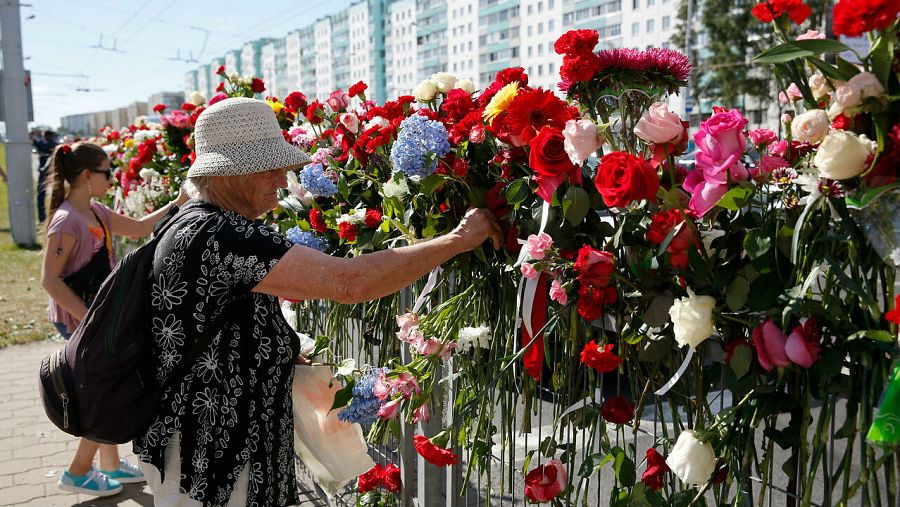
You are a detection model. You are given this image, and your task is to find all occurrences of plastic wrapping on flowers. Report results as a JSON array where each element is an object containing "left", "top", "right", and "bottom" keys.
[{"left": 99, "top": 7, "right": 900, "bottom": 503}]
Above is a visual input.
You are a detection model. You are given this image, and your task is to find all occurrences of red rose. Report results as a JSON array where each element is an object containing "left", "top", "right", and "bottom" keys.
[
  {"left": 594, "top": 151, "right": 660, "bottom": 208},
  {"left": 349, "top": 81, "right": 368, "bottom": 98},
  {"left": 642, "top": 448, "right": 670, "bottom": 491},
  {"left": 285, "top": 91, "right": 308, "bottom": 112},
  {"left": 646, "top": 209, "right": 698, "bottom": 269},
  {"left": 382, "top": 463, "right": 402, "bottom": 494},
  {"left": 560, "top": 54, "right": 601, "bottom": 84},
  {"left": 338, "top": 222, "right": 358, "bottom": 242},
  {"left": 357, "top": 464, "right": 384, "bottom": 493},
  {"left": 579, "top": 341, "right": 623, "bottom": 373},
  {"left": 600, "top": 396, "right": 634, "bottom": 424},
  {"left": 451, "top": 157, "right": 469, "bottom": 178},
  {"left": 215, "top": 65, "right": 225, "bottom": 75},
  {"left": 553, "top": 29, "right": 600, "bottom": 56},
  {"left": 152, "top": 103, "right": 166, "bottom": 113},
  {"left": 524, "top": 460, "right": 567, "bottom": 503},
  {"left": 833, "top": 0, "right": 900, "bottom": 37},
  {"left": 528, "top": 126, "right": 581, "bottom": 201},
  {"left": 309, "top": 208, "right": 328, "bottom": 233},
  {"left": 577, "top": 285, "right": 617, "bottom": 322},
  {"left": 250, "top": 77, "right": 266, "bottom": 93},
  {"left": 485, "top": 182, "right": 512, "bottom": 219},
  {"left": 573, "top": 245, "right": 615, "bottom": 287},
  {"left": 413, "top": 435, "right": 457, "bottom": 467},
  {"left": 751, "top": 0, "right": 811, "bottom": 24},
  {"left": 365, "top": 209, "right": 382, "bottom": 228}
]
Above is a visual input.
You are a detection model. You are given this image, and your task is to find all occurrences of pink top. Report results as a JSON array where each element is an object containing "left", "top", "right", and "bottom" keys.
[{"left": 46, "top": 200, "right": 115, "bottom": 332}]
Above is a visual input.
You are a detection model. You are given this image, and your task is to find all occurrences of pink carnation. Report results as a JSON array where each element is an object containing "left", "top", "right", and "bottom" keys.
[
  {"left": 549, "top": 279, "right": 568, "bottom": 305},
  {"left": 521, "top": 262, "right": 539, "bottom": 279},
  {"left": 526, "top": 233, "right": 554, "bottom": 260}
]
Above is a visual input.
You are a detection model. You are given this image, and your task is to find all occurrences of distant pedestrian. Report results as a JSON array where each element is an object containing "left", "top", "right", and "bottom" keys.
[
  {"left": 40, "top": 141, "right": 188, "bottom": 497},
  {"left": 33, "top": 130, "right": 58, "bottom": 223}
]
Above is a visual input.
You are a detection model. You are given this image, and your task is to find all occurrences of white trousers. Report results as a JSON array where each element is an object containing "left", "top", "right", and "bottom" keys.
[{"left": 139, "top": 433, "right": 249, "bottom": 507}]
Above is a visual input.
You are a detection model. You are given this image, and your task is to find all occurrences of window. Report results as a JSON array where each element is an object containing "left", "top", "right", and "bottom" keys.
[
  {"left": 633, "top": 0, "right": 639, "bottom": 8},
  {"left": 538, "top": 44, "right": 544, "bottom": 55},
  {"left": 528, "top": 25, "right": 533, "bottom": 36},
  {"left": 549, "top": 62, "right": 554, "bottom": 74},
  {"left": 632, "top": 22, "right": 639, "bottom": 35},
  {"left": 549, "top": 19, "right": 554, "bottom": 31},
  {"left": 648, "top": 0, "right": 654, "bottom": 5},
  {"left": 549, "top": 0, "right": 554, "bottom": 8},
  {"left": 538, "top": 64, "right": 544, "bottom": 75},
  {"left": 646, "top": 19, "right": 654, "bottom": 32},
  {"left": 538, "top": 1, "right": 543, "bottom": 12},
  {"left": 528, "top": 4, "right": 533, "bottom": 14},
  {"left": 538, "top": 22, "right": 543, "bottom": 34},
  {"left": 662, "top": 15, "right": 670, "bottom": 30},
  {"left": 528, "top": 46, "right": 533, "bottom": 57}
]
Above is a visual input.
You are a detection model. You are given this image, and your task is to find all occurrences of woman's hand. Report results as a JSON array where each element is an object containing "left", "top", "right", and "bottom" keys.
[{"left": 449, "top": 208, "right": 504, "bottom": 252}]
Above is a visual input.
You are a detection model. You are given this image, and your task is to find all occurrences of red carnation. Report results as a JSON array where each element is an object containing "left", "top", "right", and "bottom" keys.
[
  {"left": 885, "top": 294, "right": 900, "bottom": 324},
  {"left": 305, "top": 101, "right": 325, "bottom": 125},
  {"left": 480, "top": 67, "right": 529, "bottom": 106},
  {"left": 642, "top": 448, "right": 670, "bottom": 491},
  {"left": 573, "top": 245, "right": 615, "bottom": 288},
  {"left": 285, "top": 91, "right": 308, "bottom": 112},
  {"left": 560, "top": 53, "right": 602, "bottom": 84},
  {"left": 338, "top": 222, "right": 358, "bottom": 242},
  {"left": 181, "top": 102, "right": 196, "bottom": 112},
  {"left": 348, "top": 81, "right": 368, "bottom": 98},
  {"left": 553, "top": 29, "right": 600, "bottom": 56},
  {"left": 250, "top": 77, "right": 266, "bottom": 93},
  {"left": 576, "top": 285, "right": 617, "bottom": 322},
  {"left": 413, "top": 435, "right": 457, "bottom": 467},
  {"left": 600, "top": 396, "right": 634, "bottom": 424},
  {"left": 441, "top": 88, "right": 476, "bottom": 124},
  {"left": 751, "top": 0, "right": 812, "bottom": 24},
  {"left": 364, "top": 209, "right": 382, "bottom": 228},
  {"left": 831, "top": 113, "right": 852, "bottom": 130},
  {"left": 357, "top": 464, "right": 384, "bottom": 493},
  {"left": 215, "top": 81, "right": 225, "bottom": 93},
  {"left": 504, "top": 88, "right": 573, "bottom": 143},
  {"left": 594, "top": 151, "right": 660, "bottom": 208},
  {"left": 382, "top": 463, "right": 402, "bottom": 494},
  {"left": 309, "top": 208, "right": 328, "bottom": 233},
  {"left": 579, "top": 341, "right": 623, "bottom": 373},
  {"left": 152, "top": 103, "right": 166, "bottom": 114},
  {"left": 215, "top": 65, "right": 225, "bottom": 75},
  {"left": 833, "top": 0, "right": 900, "bottom": 36}
]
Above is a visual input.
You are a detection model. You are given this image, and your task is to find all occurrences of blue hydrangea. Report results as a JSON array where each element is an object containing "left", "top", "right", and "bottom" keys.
[
  {"left": 285, "top": 227, "right": 328, "bottom": 252},
  {"left": 337, "top": 368, "right": 386, "bottom": 425},
  {"left": 390, "top": 114, "right": 451, "bottom": 179},
  {"left": 299, "top": 163, "right": 338, "bottom": 197}
]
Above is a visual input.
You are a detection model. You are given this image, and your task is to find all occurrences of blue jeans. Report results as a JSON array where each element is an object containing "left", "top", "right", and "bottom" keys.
[{"left": 52, "top": 322, "right": 72, "bottom": 340}]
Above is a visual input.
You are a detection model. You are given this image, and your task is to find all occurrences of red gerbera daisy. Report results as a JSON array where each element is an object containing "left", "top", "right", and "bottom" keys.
[{"left": 502, "top": 88, "right": 574, "bottom": 144}]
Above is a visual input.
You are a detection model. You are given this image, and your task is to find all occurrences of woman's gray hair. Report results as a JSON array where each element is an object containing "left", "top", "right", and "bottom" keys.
[{"left": 185, "top": 176, "right": 210, "bottom": 201}]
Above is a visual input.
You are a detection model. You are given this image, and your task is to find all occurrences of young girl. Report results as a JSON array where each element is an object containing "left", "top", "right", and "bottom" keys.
[{"left": 40, "top": 142, "right": 188, "bottom": 497}]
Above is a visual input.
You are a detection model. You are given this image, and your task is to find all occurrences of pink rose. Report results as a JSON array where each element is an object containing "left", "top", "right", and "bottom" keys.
[
  {"left": 752, "top": 319, "right": 791, "bottom": 371},
  {"left": 326, "top": 89, "right": 351, "bottom": 112},
  {"left": 339, "top": 112, "right": 360, "bottom": 134},
  {"left": 693, "top": 108, "right": 748, "bottom": 177},
  {"left": 634, "top": 102, "right": 686, "bottom": 145},
  {"left": 526, "top": 232, "right": 554, "bottom": 260},
  {"left": 779, "top": 83, "right": 803, "bottom": 104},
  {"left": 562, "top": 119, "right": 602, "bottom": 166},
  {"left": 796, "top": 29, "right": 825, "bottom": 40},
  {"left": 682, "top": 170, "right": 729, "bottom": 217},
  {"left": 749, "top": 128, "right": 777, "bottom": 146},
  {"left": 549, "top": 279, "right": 568, "bottom": 305},
  {"left": 791, "top": 109, "right": 829, "bottom": 144},
  {"left": 848, "top": 72, "right": 885, "bottom": 99},
  {"left": 785, "top": 319, "right": 821, "bottom": 368},
  {"left": 378, "top": 398, "right": 401, "bottom": 419},
  {"left": 829, "top": 82, "right": 861, "bottom": 117},
  {"left": 524, "top": 459, "right": 568, "bottom": 503},
  {"left": 521, "top": 262, "right": 539, "bottom": 280}
]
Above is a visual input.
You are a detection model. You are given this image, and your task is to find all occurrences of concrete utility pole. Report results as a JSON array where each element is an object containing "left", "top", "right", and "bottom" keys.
[{"left": 1, "top": 0, "right": 36, "bottom": 246}]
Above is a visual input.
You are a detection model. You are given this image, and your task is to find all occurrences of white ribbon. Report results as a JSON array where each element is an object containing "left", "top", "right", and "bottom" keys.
[
  {"left": 654, "top": 347, "right": 695, "bottom": 396},
  {"left": 412, "top": 267, "right": 443, "bottom": 314},
  {"left": 520, "top": 201, "right": 551, "bottom": 337}
]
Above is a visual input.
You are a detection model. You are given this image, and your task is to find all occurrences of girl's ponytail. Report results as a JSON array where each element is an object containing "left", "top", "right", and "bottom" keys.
[{"left": 46, "top": 145, "right": 69, "bottom": 220}]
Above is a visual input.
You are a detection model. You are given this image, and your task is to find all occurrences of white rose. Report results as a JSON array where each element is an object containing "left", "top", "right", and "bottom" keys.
[
  {"left": 668, "top": 288, "right": 716, "bottom": 349},
  {"left": 791, "top": 109, "right": 829, "bottom": 144},
  {"left": 430, "top": 72, "right": 458, "bottom": 94},
  {"left": 454, "top": 79, "right": 476, "bottom": 94},
  {"left": 808, "top": 73, "right": 831, "bottom": 100},
  {"left": 189, "top": 91, "right": 206, "bottom": 106},
  {"left": 138, "top": 168, "right": 158, "bottom": 181},
  {"left": 814, "top": 131, "right": 875, "bottom": 180},
  {"left": 848, "top": 71, "right": 885, "bottom": 99},
  {"left": 414, "top": 79, "right": 439, "bottom": 102},
  {"left": 666, "top": 430, "right": 716, "bottom": 485}
]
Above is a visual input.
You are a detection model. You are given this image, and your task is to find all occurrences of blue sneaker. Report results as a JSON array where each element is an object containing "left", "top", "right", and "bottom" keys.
[
  {"left": 58, "top": 468, "right": 123, "bottom": 496},
  {"left": 99, "top": 459, "right": 146, "bottom": 484}
]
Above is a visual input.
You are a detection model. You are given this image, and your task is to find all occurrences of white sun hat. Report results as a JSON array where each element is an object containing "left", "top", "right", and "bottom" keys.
[{"left": 187, "top": 97, "right": 311, "bottom": 177}]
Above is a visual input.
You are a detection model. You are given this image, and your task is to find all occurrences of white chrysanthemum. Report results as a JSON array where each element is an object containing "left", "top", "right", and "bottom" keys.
[
  {"left": 336, "top": 208, "right": 366, "bottom": 225},
  {"left": 139, "top": 168, "right": 159, "bottom": 181},
  {"left": 457, "top": 325, "right": 491, "bottom": 352},
  {"left": 189, "top": 91, "right": 206, "bottom": 106},
  {"left": 101, "top": 144, "right": 119, "bottom": 156},
  {"left": 133, "top": 129, "right": 160, "bottom": 142},
  {"left": 364, "top": 116, "right": 390, "bottom": 131}
]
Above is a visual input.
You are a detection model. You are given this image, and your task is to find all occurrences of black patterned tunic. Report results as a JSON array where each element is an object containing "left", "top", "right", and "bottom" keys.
[{"left": 134, "top": 201, "right": 300, "bottom": 507}]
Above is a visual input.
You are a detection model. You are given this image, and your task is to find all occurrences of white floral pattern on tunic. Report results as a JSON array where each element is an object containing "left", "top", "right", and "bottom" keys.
[{"left": 133, "top": 202, "right": 299, "bottom": 507}]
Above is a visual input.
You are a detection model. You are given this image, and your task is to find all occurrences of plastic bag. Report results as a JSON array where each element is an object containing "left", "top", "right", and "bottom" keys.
[{"left": 292, "top": 365, "right": 375, "bottom": 496}]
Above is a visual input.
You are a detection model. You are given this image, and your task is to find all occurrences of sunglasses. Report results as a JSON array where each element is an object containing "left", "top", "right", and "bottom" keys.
[{"left": 91, "top": 168, "right": 112, "bottom": 179}]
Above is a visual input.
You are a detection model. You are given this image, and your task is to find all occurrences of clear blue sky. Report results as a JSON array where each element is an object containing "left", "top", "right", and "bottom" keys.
[{"left": 20, "top": 0, "right": 354, "bottom": 129}]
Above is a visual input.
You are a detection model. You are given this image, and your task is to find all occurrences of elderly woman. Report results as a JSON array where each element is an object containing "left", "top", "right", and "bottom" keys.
[{"left": 133, "top": 97, "right": 501, "bottom": 507}]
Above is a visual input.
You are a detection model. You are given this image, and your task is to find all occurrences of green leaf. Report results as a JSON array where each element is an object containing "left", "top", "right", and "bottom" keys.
[
  {"left": 505, "top": 178, "right": 531, "bottom": 206},
  {"left": 562, "top": 186, "right": 590, "bottom": 226},
  {"left": 381, "top": 176, "right": 409, "bottom": 198},
  {"left": 613, "top": 450, "right": 636, "bottom": 487},
  {"left": 754, "top": 39, "right": 854, "bottom": 64},
  {"left": 807, "top": 56, "right": 854, "bottom": 82},
  {"left": 522, "top": 449, "right": 536, "bottom": 476},
  {"left": 744, "top": 229, "right": 772, "bottom": 260},
  {"left": 335, "top": 357, "right": 356, "bottom": 377},
  {"left": 870, "top": 32, "right": 895, "bottom": 86},
  {"left": 729, "top": 343, "right": 752, "bottom": 379},
  {"left": 848, "top": 330, "right": 896, "bottom": 343},
  {"left": 578, "top": 452, "right": 609, "bottom": 478},
  {"left": 329, "top": 380, "right": 355, "bottom": 412},
  {"left": 726, "top": 275, "right": 750, "bottom": 312},
  {"left": 418, "top": 174, "right": 445, "bottom": 195},
  {"left": 717, "top": 186, "right": 753, "bottom": 210},
  {"left": 338, "top": 175, "right": 350, "bottom": 200}
]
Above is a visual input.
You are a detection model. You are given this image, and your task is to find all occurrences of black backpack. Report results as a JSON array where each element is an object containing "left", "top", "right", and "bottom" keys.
[{"left": 38, "top": 204, "right": 229, "bottom": 444}]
